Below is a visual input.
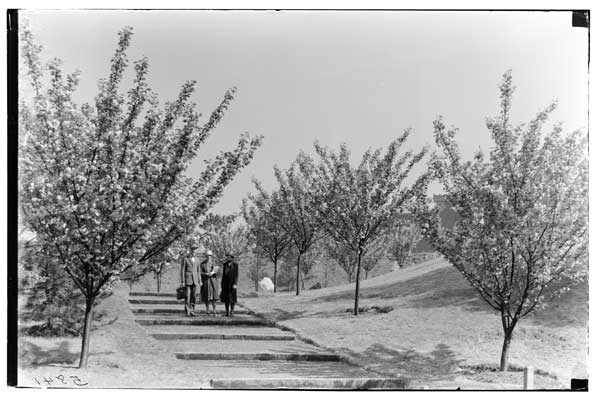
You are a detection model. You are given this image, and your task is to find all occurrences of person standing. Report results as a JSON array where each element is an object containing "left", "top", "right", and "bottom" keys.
[
  {"left": 180, "top": 245, "right": 201, "bottom": 317},
  {"left": 200, "top": 250, "right": 219, "bottom": 317},
  {"left": 220, "top": 253, "right": 239, "bottom": 317}
]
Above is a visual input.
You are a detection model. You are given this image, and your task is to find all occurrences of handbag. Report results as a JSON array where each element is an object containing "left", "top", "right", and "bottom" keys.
[{"left": 176, "top": 286, "right": 186, "bottom": 300}]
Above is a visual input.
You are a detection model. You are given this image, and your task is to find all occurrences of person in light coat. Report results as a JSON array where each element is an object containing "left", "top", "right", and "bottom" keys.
[{"left": 200, "top": 250, "right": 219, "bottom": 316}]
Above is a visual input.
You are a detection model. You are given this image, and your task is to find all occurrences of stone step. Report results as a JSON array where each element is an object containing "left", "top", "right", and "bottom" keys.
[
  {"left": 176, "top": 352, "right": 341, "bottom": 361},
  {"left": 131, "top": 307, "right": 249, "bottom": 315},
  {"left": 129, "top": 298, "right": 188, "bottom": 305},
  {"left": 151, "top": 332, "right": 295, "bottom": 341},
  {"left": 158, "top": 338, "right": 321, "bottom": 354},
  {"left": 135, "top": 313, "right": 257, "bottom": 321},
  {"left": 170, "top": 359, "right": 384, "bottom": 380},
  {"left": 170, "top": 337, "right": 340, "bottom": 362},
  {"left": 129, "top": 291, "right": 175, "bottom": 297},
  {"left": 135, "top": 316, "right": 269, "bottom": 327},
  {"left": 141, "top": 325, "right": 290, "bottom": 336},
  {"left": 210, "top": 377, "right": 409, "bottom": 389},
  {"left": 129, "top": 298, "right": 239, "bottom": 306}
]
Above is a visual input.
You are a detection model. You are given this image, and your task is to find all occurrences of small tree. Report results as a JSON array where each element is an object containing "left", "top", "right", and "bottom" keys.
[
  {"left": 361, "top": 235, "right": 390, "bottom": 280},
  {"left": 153, "top": 261, "right": 166, "bottom": 292},
  {"left": 420, "top": 71, "right": 588, "bottom": 371},
  {"left": 242, "top": 185, "right": 291, "bottom": 292},
  {"left": 20, "top": 240, "right": 107, "bottom": 336},
  {"left": 323, "top": 238, "right": 356, "bottom": 284},
  {"left": 273, "top": 166, "right": 321, "bottom": 295},
  {"left": 324, "top": 236, "right": 388, "bottom": 282},
  {"left": 297, "top": 137, "right": 428, "bottom": 315},
  {"left": 202, "top": 213, "right": 251, "bottom": 265},
  {"left": 276, "top": 260, "right": 297, "bottom": 292},
  {"left": 246, "top": 247, "right": 268, "bottom": 292},
  {"left": 147, "top": 246, "right": 180, "bottom": 292},
  {"left": 388, "top": 219, "right": 421, "bottom": 269},
  {"left": 19, "top": 28, "right": 262, "bottom": 368},
  {"left": 284, "top": 242, "right": 323, "bottom": 290}
]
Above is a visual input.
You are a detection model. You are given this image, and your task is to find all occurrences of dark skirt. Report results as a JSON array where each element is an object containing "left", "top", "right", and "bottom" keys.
[
  {"left": 220, "top": 288, "right": 237, "bottom": 304},
  {"left": 220, "top": 284, "right": 237, "bottom": 304},
  {"left": 200, "top": 276, "right": 218, "bottom": 302}
]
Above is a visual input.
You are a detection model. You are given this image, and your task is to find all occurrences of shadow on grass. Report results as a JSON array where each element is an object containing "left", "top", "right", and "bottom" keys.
[
  {"left": 264, "top": 307, "right": 368, "bottom": 322},
  {"left": 269, "top": 308, "right": 307, "bottom": 321},
  {"left": 19, "top": 340, "right": 116, "bottom": 367},
  {"left": 340, "top": 343, "right": 465, "bottom": 380},
  {"left": 20, "top": 341, "right": 79, "bottom": 366}
]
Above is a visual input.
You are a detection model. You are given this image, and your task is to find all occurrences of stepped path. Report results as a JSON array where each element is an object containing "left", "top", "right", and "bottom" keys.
[{"left": 129, "top": 291, "right": 407, "bottom": 389}]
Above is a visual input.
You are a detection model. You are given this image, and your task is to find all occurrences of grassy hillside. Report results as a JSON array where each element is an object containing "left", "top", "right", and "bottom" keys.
[{"left": 241, "top": 258, "right": 588, "bottom": 389}]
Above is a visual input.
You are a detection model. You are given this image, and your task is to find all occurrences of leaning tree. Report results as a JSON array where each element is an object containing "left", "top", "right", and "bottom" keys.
[
  {"left": 420, "top": 71, "right": 588, "bottom": 371},
  {"left": 297, "top": 137, "right": 428, "bottom": 315},
  {"left": 19, "top": 27, "right": 262, "bottom": 368}
]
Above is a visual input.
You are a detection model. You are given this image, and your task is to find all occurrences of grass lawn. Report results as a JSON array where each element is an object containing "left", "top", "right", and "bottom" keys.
[
  {"left": 241, "top": 257, "right": 588, "bottom": 389},
  {"left": 17, "top": 284, "right": 221, "bottom": 388}
]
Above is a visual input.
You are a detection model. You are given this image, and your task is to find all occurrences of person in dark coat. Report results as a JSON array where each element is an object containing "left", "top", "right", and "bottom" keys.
[
  {"left": 200, "top": 250, "right": 218, "bottom": 317},
  {"left": 180, "top": 245, "right": 200, "bottom": 317},
  {"left": 220, "top": 253, "right": 239, "bottom": 317}
]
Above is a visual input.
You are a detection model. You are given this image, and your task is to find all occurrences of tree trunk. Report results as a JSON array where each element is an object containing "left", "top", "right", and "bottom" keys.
[
  {"left": 364, "top": 269, "right": 369, "bottom": 280},
  {"left": 296, "top": 253, "right": 301, "bottom": 296},
  {"left": 156, "top": 272, "right": 162, "bottom": 292},
  {"left": 255, "top": 252, "right": 260, "bottom": 292},
  {"left": 78, "top": 295, "right": 95, "bottom": 368},
  {"left": 353, "top": 249, "right": 363, "bottom": 316},
  {"left": 500, "top": 317, "right": 516, "bottom": 371},
  {"left": 273, "top": 260, "right": 278, "bottom": 293}
]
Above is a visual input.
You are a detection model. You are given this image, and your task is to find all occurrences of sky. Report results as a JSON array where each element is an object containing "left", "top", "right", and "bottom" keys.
[{"left": 21, "top": 10, "right": 589, "bottom": 215}]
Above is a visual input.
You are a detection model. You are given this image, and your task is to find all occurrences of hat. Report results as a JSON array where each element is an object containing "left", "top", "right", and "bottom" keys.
[{"left": 205, "top": 250, "right": 214, "bottom": 256}]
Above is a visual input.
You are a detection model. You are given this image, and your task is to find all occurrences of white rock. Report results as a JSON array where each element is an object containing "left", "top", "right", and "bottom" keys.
[{"left": 258, "top": 277, "right": 274, "bottom": 292}]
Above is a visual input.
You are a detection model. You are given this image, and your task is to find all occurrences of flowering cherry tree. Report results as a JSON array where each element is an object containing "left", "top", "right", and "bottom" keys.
[
  {"left": 201, "top": 213, "right": 251, "bottom": 265},
  {"left": 19, "top": 28, "right": 262, "bottom": 368},
  {"left": 324, "top": 235, "right": 388, "bottom": 282},
  {"left": 284, "top": 241, "right": 324, "bottom": 290},
  {"left": 420, "top": 71, "right": 588, "bottom": 371},
  {"left": 297, "top": 138, "right": 428, "bottom": 315},
  {"left": 388, "top": 220, "right": 421, "bottom": 269},
  {"left": 242, "top": 182, "right": 291, "bottom": 292},
  {"left": 360, "top": 235, "right": 390, "bottom": 280},
  {"left": 273, "top": 166, "right": 322, "bottom": 295},
  {"left": 147, "top": 246, "right": 180, "bottom": 293}
]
